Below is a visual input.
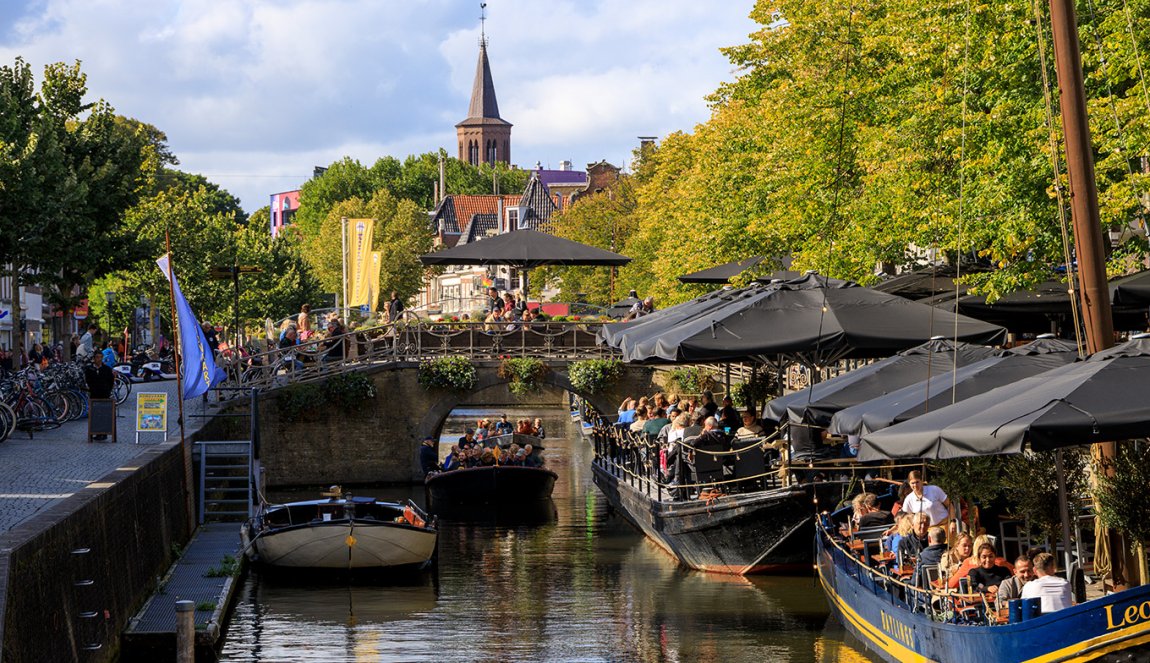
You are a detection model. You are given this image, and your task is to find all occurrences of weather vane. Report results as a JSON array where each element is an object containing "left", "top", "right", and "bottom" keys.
[{"left": 479, "top": 2, "right": 487, "bottom": 47}]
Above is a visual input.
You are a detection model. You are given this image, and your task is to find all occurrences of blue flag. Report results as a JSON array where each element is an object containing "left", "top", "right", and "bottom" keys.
[{"left": 156, "top": 254, "right": 226, "bottom": 400}]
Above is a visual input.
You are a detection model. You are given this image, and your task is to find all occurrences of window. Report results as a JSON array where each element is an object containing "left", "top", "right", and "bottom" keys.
[
  {"left": 486, "top": 140, "right": 496, "bottom": 165},
  {"left": 468, "top": 140, "right": 479, "bottom": 166},
  {"left": 507, "top": 208, "right": 519, "bottom": 230}
]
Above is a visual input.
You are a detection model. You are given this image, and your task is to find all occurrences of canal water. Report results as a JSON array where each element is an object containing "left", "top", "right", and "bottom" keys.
[{"left": 220, "top": 407, "right": 877, "bottom": 662}]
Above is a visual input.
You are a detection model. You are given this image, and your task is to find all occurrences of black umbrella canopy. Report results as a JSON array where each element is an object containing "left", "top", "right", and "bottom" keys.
[
  {"left": 611, "top": 273, "right": 1005, "bottom": 365},
  {"left": 858, "top": 336, "right": 1150, "bottom": 461},
  {"left": 829, "top": 337, "right": 1080, "bottom": 437},
  {"left": 605, "top": 297, "right": 640, "bottom": 319},
  {"left": 600, "top": 274, "right": 1006, "bottom": 364},
  {"left": 678, "top": 256, "right": 766, "bottom": 284},
  {"left": 598, "top": 285, "right": 749, "bottom": 350},
  {"left": 763, "top": 338, "right": 1001, "bottom": 427},
  {"left": 1111, "top": 269, "right": 1150, "bottom": 306},
  {"left": 419, "top": 229, "right": 631, "bottom": 268}
]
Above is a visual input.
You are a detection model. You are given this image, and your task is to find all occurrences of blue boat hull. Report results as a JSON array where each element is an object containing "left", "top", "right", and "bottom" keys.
[{"left": 816, "top": 525, "right": 1150, "bottom": 662}]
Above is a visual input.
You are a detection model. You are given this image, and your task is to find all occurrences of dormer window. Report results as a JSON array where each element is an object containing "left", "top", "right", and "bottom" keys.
[{"left": 507, "top": 208, "right": 520, "bottom": 230}]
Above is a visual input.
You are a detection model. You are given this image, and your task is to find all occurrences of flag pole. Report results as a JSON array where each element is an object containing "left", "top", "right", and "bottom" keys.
[{"left": 164, "top": 230, "right": 195, "bottom": 534}]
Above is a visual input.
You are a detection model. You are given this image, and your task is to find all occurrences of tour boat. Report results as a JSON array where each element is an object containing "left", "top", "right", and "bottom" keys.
[
  {"left": 424, "top": 433, "right": 558, "bottom": 506},
  {"left": 588, "top": 419, "right": 886, "bottom": 575},
  {"left": 816, "top": 506, "right": 1150, "bottom": 662},
  {"left": 241, "top": 490, "right": 437, "bottom": 570}
]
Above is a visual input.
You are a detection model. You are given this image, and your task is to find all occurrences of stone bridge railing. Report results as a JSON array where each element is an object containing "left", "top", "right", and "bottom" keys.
[{"left": 217, "top": 319, "right": 618, "bottom": 393}]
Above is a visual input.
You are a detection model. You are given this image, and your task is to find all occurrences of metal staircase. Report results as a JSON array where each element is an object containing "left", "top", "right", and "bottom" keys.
[
  {"left": 193, "top": 387, "right": 261, "bottom": 524},
  {"left": 196, "top": 441, "right": 252, "bottom": 522}
]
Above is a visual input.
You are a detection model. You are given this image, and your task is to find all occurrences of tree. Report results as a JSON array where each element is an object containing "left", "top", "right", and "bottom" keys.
[
  {"left": 538, "top": 175, "right": 639, "bottom": 305},
  {"left": 304, "top": 189, "right": 433, "bottom": 307},
  {"left": 1, "top": 58, "right": 174, "bottom": 361}
]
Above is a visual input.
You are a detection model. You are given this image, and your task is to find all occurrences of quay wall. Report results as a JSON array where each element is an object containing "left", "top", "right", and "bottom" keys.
[
  {"left": 258, "top": 362, "right": 656, "bottom": 487},
  {"left": 0, "top": 441, "right": 192, "bottom": 663}
]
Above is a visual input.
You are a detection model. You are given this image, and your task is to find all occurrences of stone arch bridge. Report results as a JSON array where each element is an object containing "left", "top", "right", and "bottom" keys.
[{"left": 234, "top": 322, "right": 658, "bottom": 486}]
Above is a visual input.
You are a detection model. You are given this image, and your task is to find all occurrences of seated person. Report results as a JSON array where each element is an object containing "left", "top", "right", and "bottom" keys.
[
  {"left": 857, "top": 493, "right": 894, "bottom": 529},
  {"left": 943, "top": 533, "right": 974, "bottom": 576},
  {"left": 494, "top": 414, "right": 514, "bottom": 435},
  {"left": 1020, "top": 552, "right": 1072, "bottom": 613},
  {"left": 948, "top": 535, "right": 1013, "bottom": 590},
  {"left": 522, "top": 443, "right": 543, "bottom": 468},
  {"left": 898, "top": 513, "right": 930, "bottom": 565},
  {"left": 442, "top": 445, "right": 461, "bottom": 471},
  {"left": 735, "top": 411, "right": 765, "bottom": 438},
  {"left": 912, "top": 526, "right": 948, "bottom": 588},
  {"left": 479, "top": 449, "right": 496, "bottom": 466},
  {"left": 996, "top": 555, "right": 1035, "bottom": 608},
  {"left": 458, "top": 427, "right": 477, "bottom": 449},
  {"left": 643, "top": 407, "right": 671, "bottom": 438},
  {"left": 886, "top": 512, "right": 912, "bottom": 569},
  {"left": 515, "top": 418, "right": 534, "bottom": 435},
  {"left": 533, "top": 417, "right": 546, "bottom": 439},
  {"left": 628, "top": 406, "right": 649, "bottom": 433},
  {"left": 717, "top": 395, "right": 741, "bottom": 432},
  {"left": 617, "top": 397, "right": 637, "bottom": 425},
  {"left": 967, "top": 544, "right": 1013, "bottom": 594}
]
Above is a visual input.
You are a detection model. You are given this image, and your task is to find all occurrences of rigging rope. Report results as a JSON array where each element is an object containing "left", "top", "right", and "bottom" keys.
[{"left": 1032, "top": 0, "right": 1087, "bottom": 358}]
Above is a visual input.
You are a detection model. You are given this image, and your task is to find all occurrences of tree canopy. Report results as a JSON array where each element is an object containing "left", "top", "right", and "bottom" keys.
[{"left": 587, "top": 0, "right": 1150, "bottom": 306}]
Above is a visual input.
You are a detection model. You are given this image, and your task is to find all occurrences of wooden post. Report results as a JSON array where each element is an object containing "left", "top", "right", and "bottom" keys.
[
  {"left": 1049, "top": 0, "right": 1126, "bottom": 589},
  {"left": 175, "top": 600, "right": 194, "bottom": 663}
]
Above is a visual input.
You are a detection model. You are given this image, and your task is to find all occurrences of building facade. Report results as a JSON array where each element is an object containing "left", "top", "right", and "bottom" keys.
[{"left": 270, "top": 190, "right": 301, "bottom": 238}]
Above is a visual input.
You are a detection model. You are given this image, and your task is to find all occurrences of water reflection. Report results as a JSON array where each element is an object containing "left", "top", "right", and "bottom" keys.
[{"left": 220, "top": 408, "right": 877, "bottom": 662}]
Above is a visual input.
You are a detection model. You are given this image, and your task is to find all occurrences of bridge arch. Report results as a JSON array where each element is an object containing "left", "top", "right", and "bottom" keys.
[{"left": 256, "top": 361, "right": 658, "bottom": 486}]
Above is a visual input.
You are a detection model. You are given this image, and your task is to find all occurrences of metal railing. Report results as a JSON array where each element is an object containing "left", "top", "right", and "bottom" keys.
[
  {"left": 215, "top": 318, "right": 618, "bottom": 394},
  {"left": 586, "top": 412, "right": 787, "bottom": 502}
]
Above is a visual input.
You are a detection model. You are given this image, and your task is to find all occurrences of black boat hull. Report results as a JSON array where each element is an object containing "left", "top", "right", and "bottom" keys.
[
  {"left": 592, "top": 460, "right": 859, "bottom": 575},
  {"left": 425, "top": 465, "right": 558, "bottom": 505}
]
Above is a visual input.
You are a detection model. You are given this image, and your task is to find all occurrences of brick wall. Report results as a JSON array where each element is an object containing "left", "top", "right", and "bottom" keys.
[
  {"left": 258, "top": 362, "right": 657, "bottom": 487},
  {"left": 0, "top": 442, "right": 191, "bottom": 663}
]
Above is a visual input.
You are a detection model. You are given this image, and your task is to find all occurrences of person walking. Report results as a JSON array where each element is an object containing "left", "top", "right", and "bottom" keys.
[
  {"left": 387, "top": 291, "right": 404, "bottom": 323},
  {"left": 77, "top": 324, "right": 97, "bottom": 359}
]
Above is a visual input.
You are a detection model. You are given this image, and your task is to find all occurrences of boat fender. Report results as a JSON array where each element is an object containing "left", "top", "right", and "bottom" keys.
[{"left": 403, "top": 505, "right": 426, "bottom": 528}]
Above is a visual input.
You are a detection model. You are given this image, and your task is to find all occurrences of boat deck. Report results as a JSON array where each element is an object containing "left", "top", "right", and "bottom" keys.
[{"left": 121, "top": 522, "right": 244, "bottom": 660}]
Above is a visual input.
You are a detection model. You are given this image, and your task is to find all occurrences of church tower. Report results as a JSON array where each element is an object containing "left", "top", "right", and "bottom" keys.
[{"left": 456, "top": 32, "right": 511, "bottom": 167}]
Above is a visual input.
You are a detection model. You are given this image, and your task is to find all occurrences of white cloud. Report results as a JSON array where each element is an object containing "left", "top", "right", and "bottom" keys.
[{"left": 1, "top": 0, "right": 758, "bottom": 211}]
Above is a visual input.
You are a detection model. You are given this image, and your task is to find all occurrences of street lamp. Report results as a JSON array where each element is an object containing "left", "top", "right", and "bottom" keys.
[{"left": 105, "top": 291, "right": 115, "bottom": 346}]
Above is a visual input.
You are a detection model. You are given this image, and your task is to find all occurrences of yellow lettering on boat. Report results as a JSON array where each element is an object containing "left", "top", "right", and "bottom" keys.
[
  {"left": 1105, "top": 599, "right": 1150, "bottom": 631},
  {"left": 880, "top": 610, "right": 915, "bottom": 649}
]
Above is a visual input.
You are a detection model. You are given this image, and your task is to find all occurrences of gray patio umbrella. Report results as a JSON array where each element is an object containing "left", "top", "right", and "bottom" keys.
[
  {"left": 763, "top": 338, "right": 1001, "bottom": 427},
  {"left": 601, "top": 273, "right": 1006, "bottom": 365},
  {"left": 829, "top": 336, "right": 1080, "bottom": 437},
  {"left": 598, "top": 285, "right": 745, "bottom": 350},
  {"left": 1111, "top": 269, "right": 1150, "bottom": 306},
  {"left": 420, "top": 229, "right": 630, "bottom": 295},
  {"left": 678, "top": 256, "right": 766, "bottom": 284},
  {"left": 858, "top": 336, "right": 1150, "bottom": 461}
]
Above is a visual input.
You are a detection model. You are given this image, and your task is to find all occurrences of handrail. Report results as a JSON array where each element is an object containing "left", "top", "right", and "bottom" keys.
[
  {"left": 212, "top": 318, "right": 619, "bottom": 397},
  {"left": 820, "top": 519, "right": 1004, "bottom": 626}
]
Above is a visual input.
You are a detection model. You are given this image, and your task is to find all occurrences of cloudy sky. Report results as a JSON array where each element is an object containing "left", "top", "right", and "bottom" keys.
[{"left": 2, "top": 0, "right": 760, "bottom": 212}]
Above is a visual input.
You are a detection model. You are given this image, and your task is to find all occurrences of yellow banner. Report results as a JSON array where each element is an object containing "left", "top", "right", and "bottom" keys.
[
  {"left": 135, "top": 392, "right": 168, "bottom": 432},
  {"left": 369, "top": 251, "right": 383, "bottom": 313},
  {"left": 347, "top": 218, "right": 375, "bottom": 307}
]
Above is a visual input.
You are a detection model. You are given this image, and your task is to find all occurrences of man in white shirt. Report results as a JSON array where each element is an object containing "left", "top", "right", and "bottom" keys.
[
  {"left": 901, "top": 470, "right": 952, "bottom": 526},
  {"left": 1020, "top": 552, "right": 1072, "bottom": 613}
]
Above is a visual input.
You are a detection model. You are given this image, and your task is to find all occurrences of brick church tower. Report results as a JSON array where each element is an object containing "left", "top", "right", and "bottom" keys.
[{"left": 456, "top": 37, "right": 511, "bottom": 167}]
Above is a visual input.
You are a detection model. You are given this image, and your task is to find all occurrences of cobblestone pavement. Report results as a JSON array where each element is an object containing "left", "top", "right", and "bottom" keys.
[{"left": 0, "top": 379, "right": 203, "bottom": 533}]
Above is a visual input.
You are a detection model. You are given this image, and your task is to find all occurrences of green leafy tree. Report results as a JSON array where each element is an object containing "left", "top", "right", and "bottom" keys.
[
  {"left": 304, "top": 189, "right": 433, "bottom": 306},
  {"left": 539, "top": 175, "right": 639, "bottom": 305}
]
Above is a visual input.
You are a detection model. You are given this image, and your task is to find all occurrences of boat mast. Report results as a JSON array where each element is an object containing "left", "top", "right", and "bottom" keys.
[{"left": 1048, "top": 0, "right": 1127, "bottom": 589}]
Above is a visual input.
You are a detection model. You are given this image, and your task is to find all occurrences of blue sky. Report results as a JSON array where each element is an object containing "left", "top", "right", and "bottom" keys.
[{"left": 1, "top": 1, "right": 759, "bottom": 212}]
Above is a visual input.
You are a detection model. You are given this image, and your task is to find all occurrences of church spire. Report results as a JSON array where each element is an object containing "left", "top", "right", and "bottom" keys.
[
  {"left": 456, "top": 3, "right": 511, "bottom": 167},
  {"left": 467, "top": 40, "right": 502, "bottom": 120}
]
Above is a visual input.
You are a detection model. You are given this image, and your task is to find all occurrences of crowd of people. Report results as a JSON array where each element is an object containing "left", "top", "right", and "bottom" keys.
[
  {"left": 419, "top": 415, "right": 548, "bottom": 475},
  {"left": 845, "top": 471, "right": 1073, "bottom": 616},
  {"left": 607, "top": 389, "right": 788, "bottom": 500}
]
